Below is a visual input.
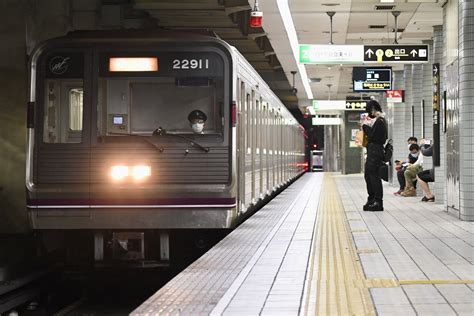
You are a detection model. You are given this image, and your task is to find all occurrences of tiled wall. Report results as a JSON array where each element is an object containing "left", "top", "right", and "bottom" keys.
[
  {"left": 411, "top": 64, "right": 424, "bottom": 141},
  {"left": 458, "top": 0, "right": 474, "bottom": 220},
  {"left": 422, "top": 41, "right": 434, "bottom": 172},
  {"left": 391, "top": 71, "right": 406, "bottom": 188}
]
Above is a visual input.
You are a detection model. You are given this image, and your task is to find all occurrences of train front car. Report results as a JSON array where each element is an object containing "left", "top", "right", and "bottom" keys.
[{"left": 26, "top": 32, "right": 235, "bottom": 265}]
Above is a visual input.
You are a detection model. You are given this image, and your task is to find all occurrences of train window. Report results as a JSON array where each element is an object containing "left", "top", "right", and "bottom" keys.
[
  {"left": 98, "top": 76, "right": 224, "bottom": 136},
  {"left": 43, "top": 80, "right": 84, "bottom": 143},
  {"left": 69, "top": 88, "right": 83, "bottom": 131}
]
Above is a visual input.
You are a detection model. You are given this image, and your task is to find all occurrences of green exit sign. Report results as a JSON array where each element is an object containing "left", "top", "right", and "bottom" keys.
[{"left": 299, "top": 44, "right": 364, "bottom": 64}]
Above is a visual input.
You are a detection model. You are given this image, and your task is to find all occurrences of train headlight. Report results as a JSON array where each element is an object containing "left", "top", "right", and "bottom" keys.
[
  {"left": 132, "top": 165, "right": 151, "bottom": 181},
  {"left": 111, "top": 166, "right": 129, "bottom": 180}
]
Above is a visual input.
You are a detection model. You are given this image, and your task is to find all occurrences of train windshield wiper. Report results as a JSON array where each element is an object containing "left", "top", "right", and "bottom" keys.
[{"left": 152, "top": 127, "right": 210, "bottom": 153}]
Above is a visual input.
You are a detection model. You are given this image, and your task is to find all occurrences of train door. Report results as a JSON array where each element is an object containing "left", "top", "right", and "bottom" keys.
[
  {"left": 254, "top": 97, "right": 261, "bottom": 200},
  {"left": 262, "top": 102, "right": 268, "bottom": 196},
  {"left": 244, "top": 91, "right": 252, "bottom": 207},
  {"left": 32, "top": 50, "right": 92, "bottom": 207},
  {"left": 238, "top": 80, "right": 246, "bottom": 211}
]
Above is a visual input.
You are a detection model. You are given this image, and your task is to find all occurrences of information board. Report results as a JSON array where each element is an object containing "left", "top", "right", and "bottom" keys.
[{"left": 353, "top": 67, "right": 392, "bottom": 92}]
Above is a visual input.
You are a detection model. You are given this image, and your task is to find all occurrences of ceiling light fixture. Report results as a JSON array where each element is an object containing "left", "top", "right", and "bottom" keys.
[
  {"left": 391, "top": 11, "right": 401, "bottom": 44},
  {"left": 276, "top": 0, "right": 313, "bottom": 99},
  {"left": 327, "top": 11, "right": 336, "bottom": 45}
]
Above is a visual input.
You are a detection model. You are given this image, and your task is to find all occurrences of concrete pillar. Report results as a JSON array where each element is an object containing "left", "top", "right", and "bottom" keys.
[
  {"left": 404, "top": 65, "right": 414, "bottom": 140},
  {"left": 432, "top": 25, "right": 446, "bottom": 204},
  {"left": 391, "top": 71, "right": 406, "bottom": 187},
  {"left": 411, "top": 64, "right": 423, "bottom": 140},
  {"left": 422, "top": 40, "right": 434, "bottom": 171},
  {"left": 458, "top": 0, "right": 474, "bottom": 220}
]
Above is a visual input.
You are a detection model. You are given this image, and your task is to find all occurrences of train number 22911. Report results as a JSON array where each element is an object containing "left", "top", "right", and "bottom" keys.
[{"left": 172, "top": 59, "right": 209, "bottom": 70}]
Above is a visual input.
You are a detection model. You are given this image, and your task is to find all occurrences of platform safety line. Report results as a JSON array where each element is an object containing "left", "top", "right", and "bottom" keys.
[
  {"left": 210, "top": 174, "right": 323, "bottom": 316},
  {"left": 302, "top": 173, "right": 376, "bottom": 316}
]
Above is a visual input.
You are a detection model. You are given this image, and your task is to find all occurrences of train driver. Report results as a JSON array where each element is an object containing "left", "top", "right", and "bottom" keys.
[{"left": 188, "top": 109, "right": 207, "bottom": 134}]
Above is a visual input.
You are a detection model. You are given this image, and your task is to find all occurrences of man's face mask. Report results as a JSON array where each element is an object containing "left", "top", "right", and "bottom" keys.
[
  {"left": 411, "top": 151, "right": 419, "bottom": 158},
  {"left": 192, "top": 122, "right": 204, "bottom": 134}
]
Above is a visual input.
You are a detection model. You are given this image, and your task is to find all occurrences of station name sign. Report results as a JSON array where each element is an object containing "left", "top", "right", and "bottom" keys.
[
  {"left": 299, "top": 44, "right": 429, "bottom": 64},
  {"left": 353, "top": 67, "right": 392, "bottom": 92}
]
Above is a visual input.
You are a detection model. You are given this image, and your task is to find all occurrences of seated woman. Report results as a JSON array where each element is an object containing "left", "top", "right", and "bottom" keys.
[{"left": 417, "top": 169, "right": 435, "bottom": 202}]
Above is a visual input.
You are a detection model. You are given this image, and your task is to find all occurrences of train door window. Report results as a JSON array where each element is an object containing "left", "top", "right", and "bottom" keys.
[{"left": 43, "top": 80, "right": 84, "bottom": 143}]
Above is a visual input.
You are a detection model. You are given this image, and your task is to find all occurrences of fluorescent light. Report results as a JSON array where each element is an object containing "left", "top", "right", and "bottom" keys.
[
  {"left": 276, "top": 0, "right": 313, "bottom": 99},
  {"left": 380, "top": 0, "right": 394, "bottom": 2}
]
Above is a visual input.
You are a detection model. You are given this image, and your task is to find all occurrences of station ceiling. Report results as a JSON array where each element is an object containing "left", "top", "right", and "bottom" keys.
[
  {"left": 259, "top": 0, "right": 444, "bottom": 106},
  {"left": 132, "top": 0, "right": 300, "bottom": 111},
  {"left": 128, "top": 0, "right": 444, "bottom": 113}
]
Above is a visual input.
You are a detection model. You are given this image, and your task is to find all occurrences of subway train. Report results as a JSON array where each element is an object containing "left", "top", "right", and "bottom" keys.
[{"left": 26, "top": 30, "right": 306, "bottom": 264}]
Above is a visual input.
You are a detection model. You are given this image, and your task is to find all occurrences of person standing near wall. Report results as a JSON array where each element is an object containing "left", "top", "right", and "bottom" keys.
[{"left": 362, "top": 100, "right": 388, "bottom": 212}]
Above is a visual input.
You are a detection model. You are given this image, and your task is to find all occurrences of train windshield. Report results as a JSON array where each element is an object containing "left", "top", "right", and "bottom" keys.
[{"left": 97, "top": 51, "right": 226, "bottom": 139}]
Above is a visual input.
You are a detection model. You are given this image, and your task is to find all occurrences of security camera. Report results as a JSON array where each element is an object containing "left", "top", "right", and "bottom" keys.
[{"left": 291, "top": 87, "right": 298, "bottom": 95}]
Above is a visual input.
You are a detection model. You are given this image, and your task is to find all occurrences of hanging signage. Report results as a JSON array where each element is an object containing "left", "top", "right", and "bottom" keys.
[
  {"left": 353, "top": 67, "right": 392, "bottom": 92},
  {"left": 299, "top": 44, "right": 364, "bottom": 64},
  {"left": 433, "top": 63, "right": 440, "bottom": 166},
  {"left": 311, "top": 100, "right": 346, "bottom": 111},
  {"left": 345, "top": 101, "right": 367, "bottom": 111},
  {"left": 312, "top": 117, "right": 342, "bottom": 125},
  {"left": 386, "top": 90, "right": 404, "bottom": 103},
  {"left": 363, "top": 45, "right": 429, "bottom": 63}
]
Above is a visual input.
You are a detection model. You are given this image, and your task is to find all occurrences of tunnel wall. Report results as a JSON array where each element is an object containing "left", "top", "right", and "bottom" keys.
[{"left": 0, "top": 0, "right": 99, "bottom": 233}]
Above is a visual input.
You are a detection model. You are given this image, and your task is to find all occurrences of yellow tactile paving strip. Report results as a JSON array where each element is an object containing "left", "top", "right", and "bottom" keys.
[
  {"left": 302, "top": 174, "right": 474, "bottom": 315},
  {"left": 303, "top": 174, "right": 376, "bottom": 316}
]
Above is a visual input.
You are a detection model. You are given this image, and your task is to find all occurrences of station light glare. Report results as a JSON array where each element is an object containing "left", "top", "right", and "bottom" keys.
[
  {"left": 380, "top": 0, "right": 394, "bottom": 2},
  {"left": 132, "top": 165, "right": 152, "bottom": 181},
  {"left": 111, "top": 166, "right": 129, "bottom": 180}
]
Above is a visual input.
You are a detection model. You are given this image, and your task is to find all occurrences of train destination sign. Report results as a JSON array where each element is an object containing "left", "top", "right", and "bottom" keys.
[
  {"left": 345, "top": 101, "right": 367, "bottom": 111},
  {"left": 363, "top": 45, "right": 429, "bottom": 63},
  {"left": 353, "top": 67, "right": 392, "bottom": 92}
]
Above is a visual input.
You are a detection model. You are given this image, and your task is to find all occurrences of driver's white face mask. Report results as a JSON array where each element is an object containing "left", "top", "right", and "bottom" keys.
[{"left": 192, "top": 123, "right": 204, "bottom": 134}]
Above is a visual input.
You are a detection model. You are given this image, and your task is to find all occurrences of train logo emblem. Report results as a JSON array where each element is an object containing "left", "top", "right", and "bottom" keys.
[{"left": 49, "top": 56, "right": 70, "bottom": 75}]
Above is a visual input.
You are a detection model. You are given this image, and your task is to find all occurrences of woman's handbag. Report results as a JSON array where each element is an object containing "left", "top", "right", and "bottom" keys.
[{"left": 355, "top": 130, "right": 368, "bottom": 148}]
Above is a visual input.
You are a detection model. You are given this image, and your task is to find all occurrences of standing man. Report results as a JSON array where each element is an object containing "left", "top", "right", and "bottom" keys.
[{"left": 362, "top": 100, "right": 388, "bottom": 212}]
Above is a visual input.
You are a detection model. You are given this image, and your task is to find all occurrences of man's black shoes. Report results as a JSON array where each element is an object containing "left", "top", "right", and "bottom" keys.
[{"left": 365, "top": 201, "right": 384, "bottom": 212}]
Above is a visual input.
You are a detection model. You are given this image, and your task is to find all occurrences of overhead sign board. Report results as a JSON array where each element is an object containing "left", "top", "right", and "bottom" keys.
[
  {"left": 312, "top": 117, "right": 342, "bottom": 126},
  {"left": 300, "top": 45, "right": 364, "bottom": 64},
  {"left": 363, "top": 45, "right": 429, "bottom": 63},
  {"left": 311, "top": 100, "right": 346, "bottom": 111},
  {"left": 299, "top": 44, "right": 429, "bottom": 64},
  {"left": 345, "top": 101, "right": 367, "bottom": 111},
  {"left": 353, "top": 67, "right": 392, "bottom": 92},
  {"left": 311, "top": 100, "right": 368, "bottom": 111},
  {"left": 386, "top": 90, "right": 404, "bottom": 103}
]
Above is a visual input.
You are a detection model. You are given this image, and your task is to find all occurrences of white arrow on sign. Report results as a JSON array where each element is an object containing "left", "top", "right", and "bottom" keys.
[
  {"left": 410, "top": 49, "right": 418, "bottom": 57},
  {"left": 365, "top": 49, "right": 374, "bottom": 58},
  {"left": 434, "top": 64, "right": 438, "bottom": 75}
]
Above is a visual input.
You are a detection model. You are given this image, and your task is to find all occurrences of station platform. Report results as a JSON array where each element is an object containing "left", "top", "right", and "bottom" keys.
[{"left": 132, "top": 173, "right": 473, "bottom": 316}]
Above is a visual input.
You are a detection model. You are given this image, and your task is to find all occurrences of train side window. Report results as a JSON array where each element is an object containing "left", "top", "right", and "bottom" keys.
[{"left": 43, "top": 80, "right": 84, "bottom": 143}]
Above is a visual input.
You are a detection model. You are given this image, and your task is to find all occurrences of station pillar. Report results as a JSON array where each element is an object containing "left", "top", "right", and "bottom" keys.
[{"left": 457, "top": 0, "right": 474, "bottom": 220}]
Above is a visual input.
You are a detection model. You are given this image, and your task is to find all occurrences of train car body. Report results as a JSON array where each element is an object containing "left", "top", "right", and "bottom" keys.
[{"left": 26, "top": 31, "right": 305, "bottom": 263}]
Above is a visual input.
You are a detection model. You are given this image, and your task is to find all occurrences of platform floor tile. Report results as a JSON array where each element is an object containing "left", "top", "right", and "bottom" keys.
[{"left": 335, "top": 174, "right": 474, "bottom": 316}]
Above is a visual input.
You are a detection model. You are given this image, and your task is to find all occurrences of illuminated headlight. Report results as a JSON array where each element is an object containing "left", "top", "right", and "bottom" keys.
[
  {"left": 111, "top": 166, "right": 129, "bottom": 180},
  {"left": 132, "top": 165, "right": 151, "bottom": 180}
]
